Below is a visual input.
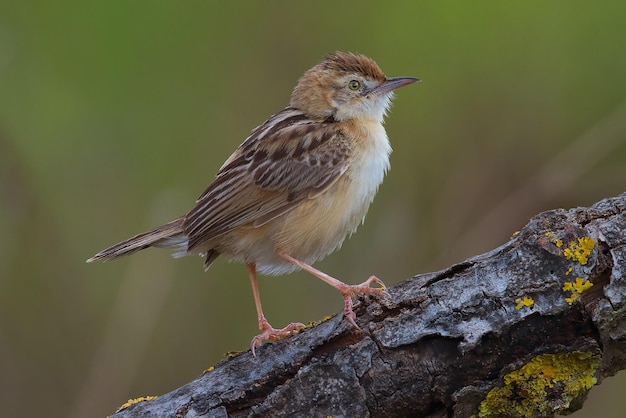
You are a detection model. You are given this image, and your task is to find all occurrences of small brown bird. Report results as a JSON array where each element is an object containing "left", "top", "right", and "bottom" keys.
[{"left": 88, "top": 52, "right": 418, "bottom": 354}]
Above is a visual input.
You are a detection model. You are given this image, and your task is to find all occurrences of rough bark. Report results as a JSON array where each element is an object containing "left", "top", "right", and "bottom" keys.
[{"left": 111, "top": 193, "right": 626, "bottom": 418}]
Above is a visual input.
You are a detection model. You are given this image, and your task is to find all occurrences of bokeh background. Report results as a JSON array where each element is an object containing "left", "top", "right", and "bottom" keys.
[{"left": 1, "top": 2, "right": 625, "bottom": 417}]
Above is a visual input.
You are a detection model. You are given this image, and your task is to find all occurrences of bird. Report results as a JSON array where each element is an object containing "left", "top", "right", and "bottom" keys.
[{"left": 87, "top": 52, "right": 419, "bottom": 355}]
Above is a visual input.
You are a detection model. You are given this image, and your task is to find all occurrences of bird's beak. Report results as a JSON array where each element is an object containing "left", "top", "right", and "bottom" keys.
[{"left": 374, "top": 76, "right": 421, "bottom": 94}]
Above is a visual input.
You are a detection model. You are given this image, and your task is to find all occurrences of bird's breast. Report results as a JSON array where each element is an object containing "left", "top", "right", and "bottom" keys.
[
  {"left": 346, "top": 121, "right": 392, "bottom": 209},
  {"left": 276, "top": 120, "right": 391, "bottom": 261},
  {"left": 222, "top": 120, "right": 392, "bottom": 275}
]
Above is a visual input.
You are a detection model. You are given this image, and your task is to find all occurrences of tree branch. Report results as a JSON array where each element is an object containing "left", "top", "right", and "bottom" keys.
[{"left": 111, "top": 193, "right": 626, "bottom": 418}]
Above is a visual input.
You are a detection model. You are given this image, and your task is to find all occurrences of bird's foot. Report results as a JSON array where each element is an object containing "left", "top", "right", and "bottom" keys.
[
  {"left": 337, "top": 275, "right": 389, "bottom": 329},
  {"left": 250, "top": 318, "right": 305, "bottom": 356}
]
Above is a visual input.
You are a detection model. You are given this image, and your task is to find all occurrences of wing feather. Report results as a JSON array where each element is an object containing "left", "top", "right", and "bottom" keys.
[{"left": 183, "top": 108, "right": 351, "bottom": 251}]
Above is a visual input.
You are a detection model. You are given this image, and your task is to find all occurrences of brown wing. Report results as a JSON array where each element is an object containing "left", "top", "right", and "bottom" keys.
[{"left": 183, "top": 108, "right": 351, "bottom": 251}]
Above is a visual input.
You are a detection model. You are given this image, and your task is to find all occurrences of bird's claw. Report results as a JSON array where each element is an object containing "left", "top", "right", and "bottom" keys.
[
  {"left": 339, "top": 275, "right": 390, "bottom": 329},
  {"left": 250, "top": 321, "right": 305, "bottom": 356}
]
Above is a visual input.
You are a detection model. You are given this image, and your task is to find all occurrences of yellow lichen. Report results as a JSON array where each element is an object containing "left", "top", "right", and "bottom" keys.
[
  {"left": 563, "top": 237, "right": 595, "bottom": 265},
  {"left": 544, "top": 231, "right": 563, "bottom": 247},
  {"left": 563, "top": 278, "right": 593, "bottom": 305},
  {"left": 565, "top": 267, "right": 573, "bottom": 276},
  {"left": 116, "top": 396, "right": 158, "bottom": 413},
  {"left": 307, "top": 315, "right": 335, "bottom": 328},
  {"left": 474, "top": 352, "right": 598, "bottom": 417},
  {"left": 515, "top": 296, "right": 535, "bottom": 310},
  {"left": 203, "top": 366, "right": 215, "bottom": 374}
]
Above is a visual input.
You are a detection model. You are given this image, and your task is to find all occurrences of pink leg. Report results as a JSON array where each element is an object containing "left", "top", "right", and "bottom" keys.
[
  {"left": 247, "top": 263, "right": 305, "bottom": 356},
  {"left": 276, "top": 252, "right": 389, "bottom": 329}
]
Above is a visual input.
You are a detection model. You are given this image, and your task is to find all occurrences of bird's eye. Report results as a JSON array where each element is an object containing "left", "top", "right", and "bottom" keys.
[{"left": 348, "top": 80, "right": 361, "bottom": 91}]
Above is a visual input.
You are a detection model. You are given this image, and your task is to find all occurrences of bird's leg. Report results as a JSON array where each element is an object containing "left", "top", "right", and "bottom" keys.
[
  {"left": 246, "top": 263, "right": 305, "bottom": 356},
  {"left": 276, "top": 252, "right": 389, "bottom": 329}
]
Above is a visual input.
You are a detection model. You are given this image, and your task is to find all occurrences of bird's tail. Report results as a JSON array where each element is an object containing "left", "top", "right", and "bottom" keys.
[{"left": 86, "top": 217, "right": 188, "bottom": 263}]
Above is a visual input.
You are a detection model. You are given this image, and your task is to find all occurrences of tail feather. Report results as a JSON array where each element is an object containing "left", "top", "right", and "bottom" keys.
[{"left": 87, "top": 217, "right": 187, "bottom": 262}]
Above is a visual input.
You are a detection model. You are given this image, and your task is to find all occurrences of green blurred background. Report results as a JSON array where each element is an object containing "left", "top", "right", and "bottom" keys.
[{"left": 1, "top": 2, "right": 625, "bottom": 417}]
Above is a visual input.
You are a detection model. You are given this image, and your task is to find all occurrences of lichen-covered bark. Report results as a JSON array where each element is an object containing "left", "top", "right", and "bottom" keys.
[{"left": 111, "top": 193, "right": 626, "bottom": 418}]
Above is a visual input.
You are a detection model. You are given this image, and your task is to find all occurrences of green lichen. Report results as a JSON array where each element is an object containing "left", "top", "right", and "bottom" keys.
[{"left": 474, "top": 352, "right": 598, "bottom": 417}]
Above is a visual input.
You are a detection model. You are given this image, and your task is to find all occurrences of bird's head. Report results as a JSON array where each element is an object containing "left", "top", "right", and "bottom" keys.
[{"left": 290, "top": 52, "right": 419, "bottom": 122}]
